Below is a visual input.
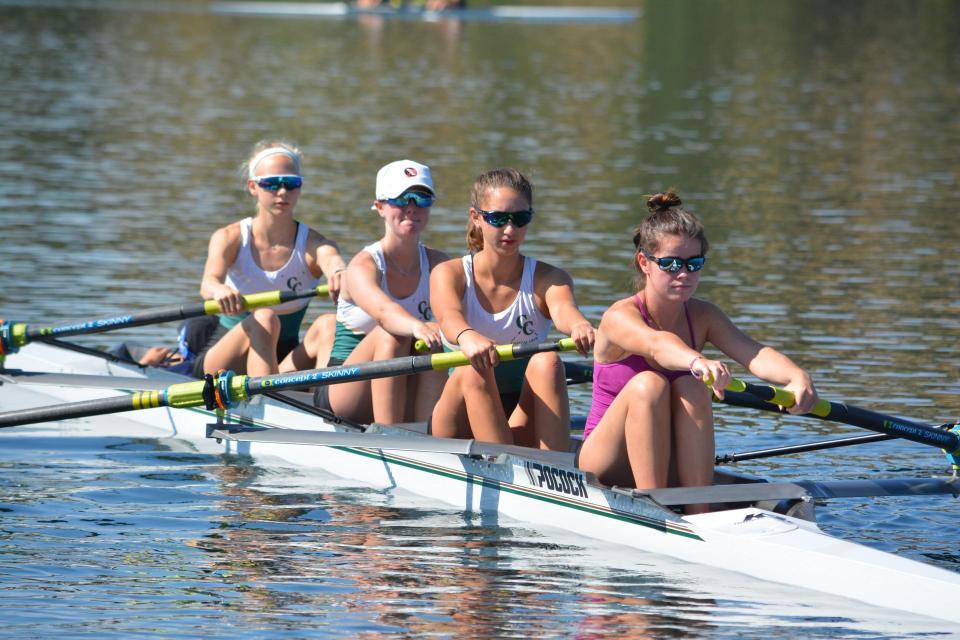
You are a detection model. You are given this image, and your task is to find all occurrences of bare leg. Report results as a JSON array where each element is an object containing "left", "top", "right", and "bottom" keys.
[
  {"left": 508, "top": 352, "right": 570, "bottom": 451},
  {"left": 202, "top": 309, "right": 280, "bottom": 376},
  {"left": 671, "top": 375, "right": 715, "bottom": 514},
  {"left": 327, "top": 330, "right": 381, "bottom": 424},
  {"left": 243, "top": 308, "right": 281, "bottom": 376},
  {"left": 279, "top": 313, "right": 335, "bottom": 372},
  {"left": 577, "top": 372, "right": 671, "bottom": 488},
  {"left": 407, "top": 367, "right": 448, "bottom": 423},
  {"left": 369, "top": 329, "right": 413, "bottom": 424},
  {"left": 431, "top": 365, "right": 511, "bottom": 444},
  {"left": 327, "top": 326, "right": 418, "bottom": 424}
]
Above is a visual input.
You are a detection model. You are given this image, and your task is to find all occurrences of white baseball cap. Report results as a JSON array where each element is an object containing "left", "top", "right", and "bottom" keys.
[{"left": 375, "top": 160, "right": 435, "bottom": 200}]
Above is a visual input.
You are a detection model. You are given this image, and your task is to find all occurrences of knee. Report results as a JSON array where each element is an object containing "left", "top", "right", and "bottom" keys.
[
  {"left": 250, "top": 308, "right": 280, "bottom": 335},
  {"left": 527, "top": 351, "right": 563, "bottom": 381},
  {"left": 623, "top": 371, "right": 669, "bottom": 401},
  {"left": 451, "top": 364, "right": 494, "bottom": 392},
  {"left": 673, "top": 376, "right": 713, "bottom": 413},
  {"left": 307, "top": 314, "right": 335, "bottom": 340},
  {"left": 370, "top": 327, "right": 411, "bottom": 356}
]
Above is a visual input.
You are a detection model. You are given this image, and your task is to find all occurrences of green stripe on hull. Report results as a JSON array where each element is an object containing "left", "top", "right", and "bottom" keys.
[
  {"left": 336, "top": 444, "right": 703, "bottom": 542},
  {"left": 117, "top": 388, "right": 703, "bottom": 543}
]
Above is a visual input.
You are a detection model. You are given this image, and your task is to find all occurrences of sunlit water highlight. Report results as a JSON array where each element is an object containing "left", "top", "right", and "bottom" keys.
[{"left": 1, "top": 0, "right": 959, "bottom": 636}]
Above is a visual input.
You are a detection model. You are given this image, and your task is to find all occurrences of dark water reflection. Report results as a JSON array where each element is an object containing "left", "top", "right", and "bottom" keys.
[
  {"left": 0, "top": 0, "right": 959, "bottom": 635},
  {"left": 2, "top": 438, "right": 938, "bottom": 638}
]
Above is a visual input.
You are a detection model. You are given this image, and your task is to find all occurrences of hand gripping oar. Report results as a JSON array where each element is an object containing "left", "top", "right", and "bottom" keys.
[
  {"left": 0, "top": 338, "right": 577, "bottom": 429},
  {"left": 723, "top": 377, "right": 960, "bottom": 460},
  {"left": 0, "top": 285, "right": 330, "bottom": 359}
]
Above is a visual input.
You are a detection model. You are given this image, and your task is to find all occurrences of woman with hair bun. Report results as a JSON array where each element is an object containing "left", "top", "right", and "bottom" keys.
[{"left": 577, "top": 192, "right": 818, "bottom": 513}]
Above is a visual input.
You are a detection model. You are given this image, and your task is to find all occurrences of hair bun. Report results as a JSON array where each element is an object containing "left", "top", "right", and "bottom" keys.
[{"left": 646, "top": 191, "right": 682, "bottom": 213}]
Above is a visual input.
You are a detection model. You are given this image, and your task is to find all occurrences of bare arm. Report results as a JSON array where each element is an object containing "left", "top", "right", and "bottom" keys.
[
  {"left": 348, "top": 251, "right": 442, "bottom": 350},
  {"left": 536, "top": 262, "right": 595, "bottom": 356},
  {"left": 199, "top": 225, "right": 245, "bottom": 315},
  {"left": 601, "top": 298, "right": 731, "bottom": 398},
  {"left": 705, "top": 304, "right": 818, "bottom": 413},
  {"left": 307, "top": 230, "right": 347, "bottom": 303}
]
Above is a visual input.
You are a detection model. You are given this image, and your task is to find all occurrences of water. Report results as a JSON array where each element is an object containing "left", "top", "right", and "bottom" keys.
[{"left": 0, "top": 0, "right": 959, "bottom": 636}]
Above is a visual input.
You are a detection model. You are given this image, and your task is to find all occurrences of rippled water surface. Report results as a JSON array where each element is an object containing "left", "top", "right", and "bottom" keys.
[{"left": 1, "top": 0, "right": 959, "bottom": 637}]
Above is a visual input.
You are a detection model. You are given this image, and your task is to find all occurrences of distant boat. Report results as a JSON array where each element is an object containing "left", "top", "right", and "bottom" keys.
[{"left": 209, "top": 1, "right": 640, "bottom": 23}]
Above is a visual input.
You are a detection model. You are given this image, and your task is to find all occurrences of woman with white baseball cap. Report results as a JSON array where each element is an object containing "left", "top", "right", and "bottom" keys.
[
  {"left": 314, "top": 159, "right": 449, "bottom": 424},
  {"left": 192, "top": 140, "right": 346, "bottom": 378}
]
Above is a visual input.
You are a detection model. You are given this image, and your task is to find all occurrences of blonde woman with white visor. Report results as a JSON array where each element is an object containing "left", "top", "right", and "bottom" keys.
[{"left": 192, "top": 140, "right": 346, "bottom": 378}]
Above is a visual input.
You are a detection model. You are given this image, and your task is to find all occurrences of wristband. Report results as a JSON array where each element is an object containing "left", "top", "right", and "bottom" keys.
[
  {"left": 689, "top": 355, "right": 703, "bottom": 374},
  {"left": 455, "top": 327, "right": 474, "bottom": 344}
]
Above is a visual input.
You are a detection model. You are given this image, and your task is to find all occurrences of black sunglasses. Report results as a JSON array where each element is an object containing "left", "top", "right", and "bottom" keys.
[
  {"left": 252, "top": 175, "right": 303, "bottom": 191},
  {"left": 476, "top": 208, "right": 534, "bottom": 228},
  {"left": 642, "top": 252, "right": 706, "bottom": 273}
]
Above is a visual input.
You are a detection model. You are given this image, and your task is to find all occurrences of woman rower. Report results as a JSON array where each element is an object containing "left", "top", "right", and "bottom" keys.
[
  {"left": 429, "top": 168, "right": 595, "bottom": 451},
  {"left": 316, "top": 160, "right": 448, "bottom": 424},
  {"left": 192, "top": 141, "right": 346, "bottom": 378},
  {"left": 578, "top": 191, "right": 818, "bottom": 513}
]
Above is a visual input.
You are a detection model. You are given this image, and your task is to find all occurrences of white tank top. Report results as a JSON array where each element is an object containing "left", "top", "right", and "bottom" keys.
[
  {"left": 459, "top": 254, "right": 552, "bottom": 345},
  {"left": 224, "top": 218, "right": 320, "bottom": 313},
  {"left": 336, "top": 241, "right": 433, "bottom": 335}
]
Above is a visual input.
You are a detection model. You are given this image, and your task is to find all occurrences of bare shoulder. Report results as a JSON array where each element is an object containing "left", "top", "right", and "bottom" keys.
[
  {"left": 209, "top": 221, "right": 242, "bottom": 250},
  {"left": 434, "top": 256, "right": 465, "bottom": 275},
  {"left": 431, "top": 256, "right": 467, "bottom": 286},
  {"left": 600, "top": 295, "right": 640, "bottom": 323},
  {"left": 533, "top": 259, "right": 573, "bottom": 287},
  {"left": 349, "top": 248, "right": 378, "bottom": 273},
  {"left": 687, "top": 297, "right": 727, "bottom": 324},
  {"left": 305, "top": 226, "right": 339, "bottom": 250}
]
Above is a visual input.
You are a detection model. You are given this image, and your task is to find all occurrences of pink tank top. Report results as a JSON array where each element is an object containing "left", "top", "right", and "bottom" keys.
[{"left": 583, "top": 294, "right": 696, "bottom": 439}]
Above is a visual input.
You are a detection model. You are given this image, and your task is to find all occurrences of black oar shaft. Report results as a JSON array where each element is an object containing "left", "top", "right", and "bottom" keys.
[
  {"left": 732, "top": 379, "right": 960, "bottom": 453},
  {"left": 244, "top": 338, "right": 575, "bottom": 396},
  {"left": 0, "top": 338, "right": 576, "bottom": 428},
  {"left": 717, "top": 433, "right": 896, "bottom": 464},
  {"left": 25, "top": 287, "right": 325, "bottom": 342},
  {"left": 0, "top": 392, "right": 163, "bottom": 429},
  {"left": 245, "top": 353, "right": 435, "bottom": 395},
  {"left": 26, "top": 301, "right": 209, "bottom": 340}
]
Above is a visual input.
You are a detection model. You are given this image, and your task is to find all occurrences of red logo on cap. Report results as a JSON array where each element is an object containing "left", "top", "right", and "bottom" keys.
[{"left": 404, "top": 167, "right": 418, "bottom": 177}]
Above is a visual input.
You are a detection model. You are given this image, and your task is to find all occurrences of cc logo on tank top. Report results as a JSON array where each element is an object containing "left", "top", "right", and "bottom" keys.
[{"left": 517, "top": 314, "right": 533, "bottom": 336}]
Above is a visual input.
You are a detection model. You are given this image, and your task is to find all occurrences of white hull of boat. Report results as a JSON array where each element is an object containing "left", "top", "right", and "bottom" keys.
[{"left": 2, "top": 341, "right": 960, "bottom": 623}]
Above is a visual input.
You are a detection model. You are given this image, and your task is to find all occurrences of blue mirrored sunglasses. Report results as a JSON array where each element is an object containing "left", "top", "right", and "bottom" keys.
[
  {"left": 476, "top": 208, "right": 534, "bottom": 228},
  {"left": 642, "top": 252, "right": 706, "bottom": 273},
  {"left": 253, "top": 175, "right": 303, "bottom": 191},
  {"left": 384, "top": 191, "right": 435, "bottom": 208}
]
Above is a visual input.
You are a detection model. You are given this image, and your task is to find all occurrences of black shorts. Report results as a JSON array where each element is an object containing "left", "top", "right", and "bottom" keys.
[
  {"left": 190, "top": 320, "right": 299, "bottom": 379},
  {"left": 312, "top": 356, "right": 346, "bottom": 411}
]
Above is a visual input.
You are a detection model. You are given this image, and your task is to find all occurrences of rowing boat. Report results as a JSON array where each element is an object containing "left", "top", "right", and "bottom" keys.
[
  {"left": 209, "top": 2, "right": 641, "bottom": 23},
  {"left": 0, "top": 0, "right": 639, "bottom": 23},
  {"left": 2, "top": 340, "right": 960, "bottom": 623}
]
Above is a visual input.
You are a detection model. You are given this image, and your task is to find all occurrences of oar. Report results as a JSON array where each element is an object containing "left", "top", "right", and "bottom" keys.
[
  {"left": 724, "top": 377, "right": 960, "bottom": 455},
  {"left": 0, "top": 338, "right": 577, "bottom": 428},
  {"left": 0, "top": 285, "right": 330, "bottom": 357},
  {"left": 715, "top": 390, "right": 897, "bottom": 463},
  {"left": 716, "top": 433, "right": 898, "bottom": 464},
  {"left": 414, "top": 339, "right": 593, "bottom": 385}
]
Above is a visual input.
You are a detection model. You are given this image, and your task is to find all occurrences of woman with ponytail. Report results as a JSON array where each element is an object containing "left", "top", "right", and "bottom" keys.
[
  {"left": 429, "top": 168, "right": 595, "bottom": 451},
  {"left": 578, "top": 192, "right": 818, "bottom": 513}
]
